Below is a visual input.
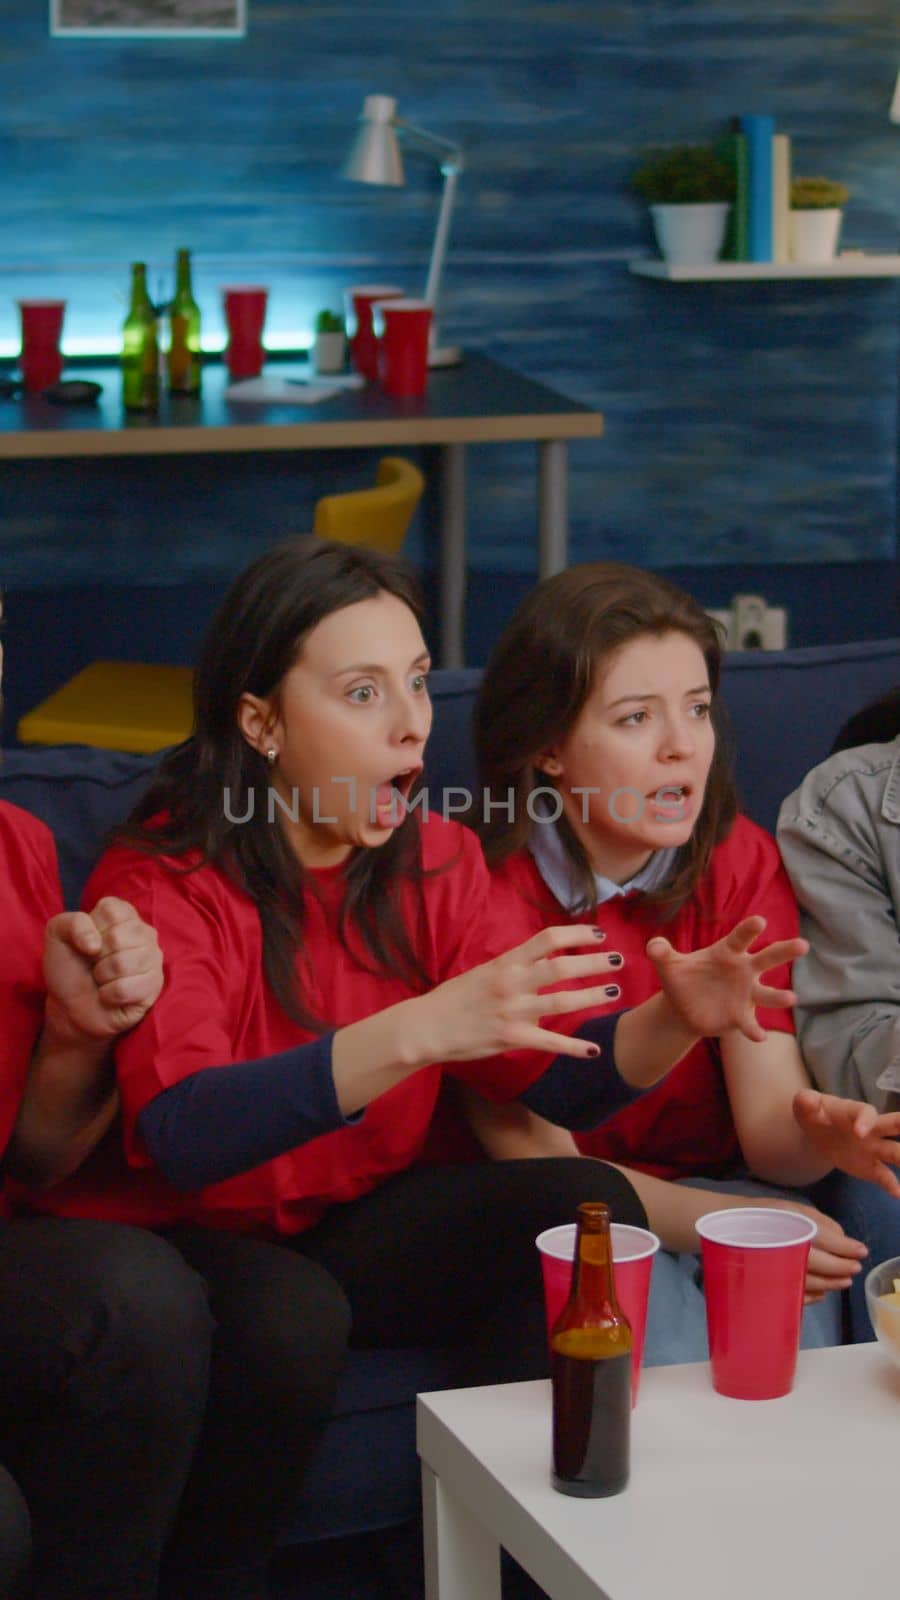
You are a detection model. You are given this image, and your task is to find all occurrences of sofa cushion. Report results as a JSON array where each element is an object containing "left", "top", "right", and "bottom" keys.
[
  {"left": 0, "top": 744, "right": 157, "bottom": 906},
  {"left": 280, "top": 1345, "right": 461, "bottom": 1541}
]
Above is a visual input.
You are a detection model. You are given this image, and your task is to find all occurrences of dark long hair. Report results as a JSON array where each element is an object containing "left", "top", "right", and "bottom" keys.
[
  {"left": 119, "top": 538, "right": 431, "bottom": 1024},
  {"left": 831, "top": 687, "right": 900, "bottom": 753},
  {"left": 474, "top": 562, "right": 737, "bottom": 918}
]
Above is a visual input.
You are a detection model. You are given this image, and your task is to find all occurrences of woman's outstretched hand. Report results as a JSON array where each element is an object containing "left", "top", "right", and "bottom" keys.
[
  {"left": 412, "top": 925, "right": 624, "bottom": 1065},
  {"left": 792, "top": 1088, "right": 900, "bottom": 1198},
  {"left": 645, "top": 915, "right": 807, "bottom": 1044},
  {"left": 332, "top": 927, "right": 626, "bottom": 1117}
]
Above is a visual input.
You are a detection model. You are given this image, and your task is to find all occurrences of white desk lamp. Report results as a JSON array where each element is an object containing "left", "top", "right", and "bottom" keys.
[{"left": 343, "top": 93, "right": 464, "bottom": 367}]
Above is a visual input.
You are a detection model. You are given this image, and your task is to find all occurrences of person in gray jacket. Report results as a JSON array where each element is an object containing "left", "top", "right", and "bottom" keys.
[{"left": 778, "top": 736, "right": 900, "bottom": 1338}]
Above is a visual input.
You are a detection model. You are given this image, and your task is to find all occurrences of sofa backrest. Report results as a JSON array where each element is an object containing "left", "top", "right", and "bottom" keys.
[
  {"left": 720, "top": 638, "right": 900, "bottom": 833},
  {"left": 4, "top": 638, "right": 900, "bottom": 906},
  {"left": 0, "top": 744, "right": 158, "bottom": 907}
]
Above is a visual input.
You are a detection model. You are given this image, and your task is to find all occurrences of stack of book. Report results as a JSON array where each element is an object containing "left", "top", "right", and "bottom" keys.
[{"left": 718, "top": 115, "right": 791, "bottom": 263}]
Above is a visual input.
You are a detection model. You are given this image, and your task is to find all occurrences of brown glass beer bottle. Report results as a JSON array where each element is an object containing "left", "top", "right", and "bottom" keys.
[
  {"left": 167, "top": 248, "right": 202, "bottom": 395},
  {"left": 550, "top": 1201, "right": 632, "bottom": 1497}
]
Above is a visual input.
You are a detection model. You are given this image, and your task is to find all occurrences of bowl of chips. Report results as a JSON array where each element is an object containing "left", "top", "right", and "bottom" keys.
[{"left": 864, "top": 1256, "right": 900, "bottom": 1370}]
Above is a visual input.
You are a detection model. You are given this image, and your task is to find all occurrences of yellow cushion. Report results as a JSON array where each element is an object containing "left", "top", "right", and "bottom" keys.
[{"left": 17, "top": 661, "right": 194, "bottom": 754}]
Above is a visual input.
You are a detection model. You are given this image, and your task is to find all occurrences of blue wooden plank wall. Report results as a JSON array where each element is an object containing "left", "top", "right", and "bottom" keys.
[{"left": 0, "top": 0, "right": 897, "bottom": 600}]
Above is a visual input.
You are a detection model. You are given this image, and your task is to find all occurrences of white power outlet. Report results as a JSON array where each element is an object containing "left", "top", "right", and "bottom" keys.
[
  {"left": 706, "top": 596, "right": 789, "bottom": 651},
  {"left": 732, "top": 593, "right": 788, "bottom": 651}
]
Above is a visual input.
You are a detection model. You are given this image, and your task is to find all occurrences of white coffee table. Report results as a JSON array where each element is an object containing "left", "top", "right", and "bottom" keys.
[{"left": 417, "top": 1343, "right": 900, "bottom": 1600}]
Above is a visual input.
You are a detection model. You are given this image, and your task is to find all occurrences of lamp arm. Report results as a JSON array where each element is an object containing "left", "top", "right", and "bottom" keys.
[
  {"left": 396, "top": 118, "right": 465, "bottom": 175},
  {"left": 394, "top": 114, "right": 465, "bottom": 362},
  {"left": 424, "top": 166, "right": 460, "bottom": 312}
]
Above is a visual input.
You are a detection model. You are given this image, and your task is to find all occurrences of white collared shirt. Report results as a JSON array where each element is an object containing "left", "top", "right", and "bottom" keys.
[{"left": 527, "top": 800, "right": 677, "bottom": 913}]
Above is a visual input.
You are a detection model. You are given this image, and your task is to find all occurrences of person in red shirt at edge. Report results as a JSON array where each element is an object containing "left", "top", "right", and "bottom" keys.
[
  {"left": 433, "top": 561, "right": 900, "bottom": 1362},
  {"left": 0, "top": 605, "right": 212, "bottom": 1599},
  {"left": 9, "top": 539, "right": 836, "bottom": 1600}
]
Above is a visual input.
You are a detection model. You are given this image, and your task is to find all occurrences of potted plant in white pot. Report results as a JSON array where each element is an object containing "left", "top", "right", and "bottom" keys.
[
  {"left": 789, "top": 176, "right": 850, "bottom": 263},
  {"left": 631, "top": 144, "right": 735, "bottom": 266},
  {"left": 312, "top": 309, "right": 346, "bottom": 374}
]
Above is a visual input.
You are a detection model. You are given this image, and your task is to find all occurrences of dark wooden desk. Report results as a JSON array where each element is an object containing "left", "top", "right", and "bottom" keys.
[{"left": 0, "top": 354, "right": 603, "bottom": 666}]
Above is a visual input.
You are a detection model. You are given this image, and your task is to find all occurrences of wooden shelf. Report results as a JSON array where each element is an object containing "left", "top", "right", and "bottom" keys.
[{"left": 628, "top": 254, "right": 900, "bottom": 281}]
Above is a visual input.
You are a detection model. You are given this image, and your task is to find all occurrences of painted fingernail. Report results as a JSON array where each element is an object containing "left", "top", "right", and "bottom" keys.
[
  {"left": 586, "top": 1044, "right": 601, "bottom": 1057},
  {"left": 604, "top": 985, "right": 621, "bottom": 999},
  {"left": 607, "top": 953, "right": 623, "bottom": 967},
  {"left": 592, "top": 928, "right": 606, "bottom": 940}
]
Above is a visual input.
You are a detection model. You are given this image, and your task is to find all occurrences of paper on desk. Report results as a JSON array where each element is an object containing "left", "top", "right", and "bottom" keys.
[{"left": 224, "top": 374, "right": 363, "bottom": 405}]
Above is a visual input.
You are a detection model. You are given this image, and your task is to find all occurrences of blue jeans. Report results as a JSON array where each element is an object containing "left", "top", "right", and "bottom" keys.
[
  {"left": 642, "top": 1176, "right": 842, "bottom": 1367},
  {"left": 808, "top": 1170, "right": 900, "bottom": 1344}
]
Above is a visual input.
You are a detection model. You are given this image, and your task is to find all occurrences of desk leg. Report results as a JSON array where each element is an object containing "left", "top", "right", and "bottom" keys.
[
  {"left": 439, "top": 443, "right": 467, "bottom": 669},
  {"left": 422, "top": 1462, "right": 501, "bottom": 1600},
  {"left": 537, "top": 439, "right": 569, "bottom": 577}
]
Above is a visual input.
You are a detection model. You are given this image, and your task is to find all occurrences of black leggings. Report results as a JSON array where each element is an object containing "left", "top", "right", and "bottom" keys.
[
  {"left": 303, "top": 1158, "right": 644, "bottom": 1351},
  {"left": 159, "top": 1230, "right": 350, "bottom": 1600},
  {"left": 159, "top": 1158, "right": 643, "bottom": 1598},
  {"left": 0, "top": 1218, "right": 212, "bottom": 1600}
]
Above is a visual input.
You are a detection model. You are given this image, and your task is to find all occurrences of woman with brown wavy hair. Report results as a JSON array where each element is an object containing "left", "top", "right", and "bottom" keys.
[{"left": 449, "top": 562, "right": 900, "bottom": 1360}]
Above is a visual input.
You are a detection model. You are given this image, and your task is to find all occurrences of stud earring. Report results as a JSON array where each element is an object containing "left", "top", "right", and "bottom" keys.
[{"left": 265, "top": 748, "right": 277, "bottom": 766}]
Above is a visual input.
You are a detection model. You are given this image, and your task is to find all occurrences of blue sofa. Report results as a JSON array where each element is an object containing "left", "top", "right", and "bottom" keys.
[{"left": 3, "top": 636, "right": 900, "bottom": 1568}]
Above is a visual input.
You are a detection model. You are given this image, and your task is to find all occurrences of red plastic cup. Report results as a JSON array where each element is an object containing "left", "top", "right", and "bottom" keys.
[
  {"left": 222, "top": 286, "right": 268, "bottom": 380},
  {"left": 695, "top": 1208, "right": 817, "bottom": 1400},
  {"left": 344, "top": 284, "right": 405, "bottom": 381},
  {"left": 536, "top": 1221, "right": 660, "bottom": 1407},
  {"left": 374, "top": 298, "right": 432, "bottom": 399},
  {"left": 18, "top": 299, "right": 66, "bottom": 393}
]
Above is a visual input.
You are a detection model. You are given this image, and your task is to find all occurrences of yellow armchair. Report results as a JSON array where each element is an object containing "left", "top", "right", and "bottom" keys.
[{"left": 313, "top": 455, "right": 425, "bottom": 554}]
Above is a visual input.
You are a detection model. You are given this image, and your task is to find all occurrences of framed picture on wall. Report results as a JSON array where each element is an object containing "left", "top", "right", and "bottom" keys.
[{"left": 50, "top": 0, "right": 246, "bottom": 35}]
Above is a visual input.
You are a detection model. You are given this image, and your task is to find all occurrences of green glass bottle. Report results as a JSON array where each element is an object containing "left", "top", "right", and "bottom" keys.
[
  {"left": 167, "top": 248, "right": 202, "bottom": 395},
  {"left": 121, "top": 262, "right": 159, "bottom": 412}
]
